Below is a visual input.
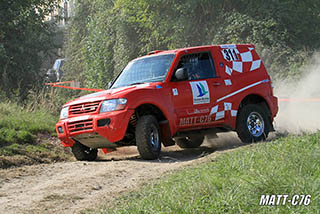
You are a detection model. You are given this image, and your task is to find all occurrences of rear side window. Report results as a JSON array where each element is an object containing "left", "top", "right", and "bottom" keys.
[{"left": 174, "top": 52, "right": 216, "bottom": 81}]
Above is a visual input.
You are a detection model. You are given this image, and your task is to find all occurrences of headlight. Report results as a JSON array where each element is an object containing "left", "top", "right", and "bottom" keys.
[
  {"left": 99, "top": 98, "right": 127, "bottom": 113},
  {"left": 60, "top": 106, "right": 69, "bottom": 119}
]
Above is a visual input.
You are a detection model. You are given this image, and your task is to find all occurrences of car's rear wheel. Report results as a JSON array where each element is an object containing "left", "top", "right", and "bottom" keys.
[
  {"left": 236, "top": 104, "right": 270, "bottom": 143},
  {"left": 175, "top": 136, "right": 204, "bottom": 148},
  {"left": 71, "top": 141, "right": 98, "bottom": 161},
  {"left": 135, "top": 115, "right": 161, "bottom": 160}
]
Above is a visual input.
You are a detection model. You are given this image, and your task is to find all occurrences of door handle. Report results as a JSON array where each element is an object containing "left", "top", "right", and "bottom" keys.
[{"left": 212, "top": 82, "right": 221, "bottom": 86}]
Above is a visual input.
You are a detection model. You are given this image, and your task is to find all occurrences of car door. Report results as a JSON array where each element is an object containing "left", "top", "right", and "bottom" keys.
[{"left": 170, "top": 50, "right": 223, "bottom": 130}]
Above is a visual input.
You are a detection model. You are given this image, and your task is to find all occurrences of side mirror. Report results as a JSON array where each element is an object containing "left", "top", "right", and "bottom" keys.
[{"left": 175, "top": 68, "right": 188, "bottom": 81}]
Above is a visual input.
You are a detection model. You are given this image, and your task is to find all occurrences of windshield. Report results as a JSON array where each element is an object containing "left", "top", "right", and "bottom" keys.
[{"left": 111, "top": 54, "right": 175, "bottom": 89}]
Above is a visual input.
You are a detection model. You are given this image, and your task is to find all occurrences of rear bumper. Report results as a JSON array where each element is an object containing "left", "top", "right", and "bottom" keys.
[{"left": 56, "top": 109, "right": 134, "bottom": 148}]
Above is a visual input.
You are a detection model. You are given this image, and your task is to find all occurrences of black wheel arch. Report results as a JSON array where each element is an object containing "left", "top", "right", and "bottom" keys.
[
  {"left": 238, "top": 94, "right": 273, "bottom": 124},
  {"left": 237, "top": 94, "right": 274, "bottom": 133},
  {"left": 126, "top": 103, "right": 175, "bottom": 147},
  {"left": 134, "top": 103, "right": 167, "bottom": 121},
  {"left": 239, "top": 94, "right": 270, "bottom": 111}
]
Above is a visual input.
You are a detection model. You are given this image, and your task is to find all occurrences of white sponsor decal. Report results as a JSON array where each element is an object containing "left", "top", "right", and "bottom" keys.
[
  {"left": 187, "top": 108, "right": 210, "bottom": 115},
  {"left": 224, "top": 102, "right": 232, "bottom": 111},
  {"left": 217, "top": 79, "right": 269, "bottom": 102},
  {"left": 224, "top": 79, "right": 232, "bottom": 86},
  {"left": 215, "top": 111, "right": 225, "bottom": 121},
  {"left": 209, "top": 105, "right": 218, "bottom": 116},
  {"left": 220, "top": 44, "right": 236, "bottom": 49},
  {"left": 69, "top": 115, "right": 90, "bottom": 122},
  {"left": 225, "top": 65, "right": 233, "bottom": 76},
  {"left": 232, "top": 61, "right": 243, "bottom": 73},
  {"left": 250, "top": 60, "right": 261, "bottom": 71},
  {"left": 221, "top": 48, "right": 240, "bottom": 61},
  {"left": 179, "top": 115, "right": 212, "bottom": 126},
  {"left": 209, "top": 102, "right": 238, "bottom": 121},
  {"left": 189, "top": 81, "right": 210, "bottom": 105},
  {"left": 222, "top": 47, "right": 261, "bottom": 76},
  {"left": 240, "top": 51, "right": 253, "bottom": 62},
  {"left": 172, "top": 88, "right": 178, "bottom": 96}
]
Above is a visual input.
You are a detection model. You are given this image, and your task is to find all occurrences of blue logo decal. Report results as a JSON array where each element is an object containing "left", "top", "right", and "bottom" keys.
[{"left": 196, "top": 83, "right": 208, "bottom": 97}]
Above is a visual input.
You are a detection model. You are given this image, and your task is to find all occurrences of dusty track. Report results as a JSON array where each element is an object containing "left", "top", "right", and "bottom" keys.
[{"left": 0, "top": 134, "right": 245, "bottom": 214}]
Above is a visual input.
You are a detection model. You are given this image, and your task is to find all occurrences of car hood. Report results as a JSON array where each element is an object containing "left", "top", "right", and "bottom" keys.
[{"left": 63, "top": 83, "right": 155, "bottom": 107}]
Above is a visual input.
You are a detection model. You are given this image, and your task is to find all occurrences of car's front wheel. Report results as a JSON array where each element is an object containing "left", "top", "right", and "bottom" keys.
[
  {"left": 71, "top": 141, "right": 98, "bottom": 161},
  {"left": 135, "top": 115, "right": 161, "bottom": 160}
]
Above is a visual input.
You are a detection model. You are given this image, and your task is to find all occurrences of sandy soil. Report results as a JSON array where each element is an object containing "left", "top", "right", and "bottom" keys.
[{"left": 0, "top": 133, "right": 245, "bottom": 214}]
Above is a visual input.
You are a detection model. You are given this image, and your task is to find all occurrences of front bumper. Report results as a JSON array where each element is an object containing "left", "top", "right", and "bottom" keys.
[{"left": 56, "top": 109, "right": 134, "bottom": 148}]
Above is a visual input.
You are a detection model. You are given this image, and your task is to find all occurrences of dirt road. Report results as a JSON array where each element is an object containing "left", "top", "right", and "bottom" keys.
[{"left": 0, "top": 134, "right": 243, "bottom": 214}]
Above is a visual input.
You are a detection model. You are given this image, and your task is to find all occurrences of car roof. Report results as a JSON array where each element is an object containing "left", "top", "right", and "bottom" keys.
[{"left": 145, "top": 44, "right": 254, "bottom": 56}]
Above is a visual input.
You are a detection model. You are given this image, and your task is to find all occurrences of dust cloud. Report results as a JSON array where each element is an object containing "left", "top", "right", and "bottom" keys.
[{"left": 274, "top": 52, "right": 320, "bottom": 134}]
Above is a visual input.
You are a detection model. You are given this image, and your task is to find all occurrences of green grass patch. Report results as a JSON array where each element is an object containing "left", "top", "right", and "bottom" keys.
[
  {"left": 0, "top": 143, "right": 48, "bottom": 156},
  {"left": 97, "top": 133, "right": 320, "bottom": 214},
  {"left": 0, "top": 102, "right": 58, "bottom": 138},
  {"left": 0, "top": 101, "right": 58, "bottom": 147},
  {"left": 0, "top": 138, "right": 72, "bottom": 168},
  {"left": 0, "top": 101, "right": 71, "bottom": 168}
]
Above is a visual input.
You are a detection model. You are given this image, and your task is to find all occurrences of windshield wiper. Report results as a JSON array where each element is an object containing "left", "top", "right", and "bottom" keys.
[
  {"left": 111, "top": 82, "right": 148, "bottom": 89},
  {"left": 128, "top": 82, "right": 147, "bottom": 86}
]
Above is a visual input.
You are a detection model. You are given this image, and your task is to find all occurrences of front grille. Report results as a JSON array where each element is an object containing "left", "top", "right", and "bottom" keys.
[
  {"left": 67, "top": 119, "right": 93, "bottom": 133},
  {"left": 69, "top": 101, "right": 101, "bottom": 116}
]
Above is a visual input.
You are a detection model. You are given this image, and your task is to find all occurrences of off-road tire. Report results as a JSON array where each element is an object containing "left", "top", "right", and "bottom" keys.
[
  {"left": 236, "top": 104, "right": 270, "bottom": 143},
  {"left": 71, "top": 141, "right": 98, "bottom": 161},
  {"left": 175, "top": 136, "right": 204, "bottom": 148},
  {"left": 135, "top": 115, "right": 161, "bottom": 160}
]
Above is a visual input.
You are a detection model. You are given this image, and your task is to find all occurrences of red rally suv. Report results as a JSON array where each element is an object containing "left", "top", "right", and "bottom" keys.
[{"left": 56, "top": 44, "right": 278, "bottom": 161}]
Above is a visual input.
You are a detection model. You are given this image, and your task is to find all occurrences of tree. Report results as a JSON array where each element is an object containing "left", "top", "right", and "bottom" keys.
[
  {"left": 0, "top": 0, "right": 60, "bottom": 100},
  {"left": 64, "top": 0, "right": 320, "bottom": 87}
]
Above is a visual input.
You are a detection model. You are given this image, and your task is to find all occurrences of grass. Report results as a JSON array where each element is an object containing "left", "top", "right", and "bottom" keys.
[
  {"left": 0, "top": 102, "right": 58, "bottom": 144},
  {"left": 94, "top": 133, "right": 320, "bottom": 214},
  {"left": 0, "top": 101, "right": 72, "bottom": 168},
  {"left": 0, "top": 88, "right": 90, "bottom": 168}
]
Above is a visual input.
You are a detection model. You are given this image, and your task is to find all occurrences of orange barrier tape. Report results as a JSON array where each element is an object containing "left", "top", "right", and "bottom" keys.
[
  {"left": 45, "top": 81, "right": 103, "bottom": 92},
  {"left": 279, "top": 98, "right": 320, "bottom": 102}
]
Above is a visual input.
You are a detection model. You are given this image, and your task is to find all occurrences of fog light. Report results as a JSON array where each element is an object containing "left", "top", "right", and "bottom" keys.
[
  {"left": 97, "top": 118, "right": 111, "bottom": 127},
  {"left": 57, "top": 126, "right": 64, "bottom": 134}
]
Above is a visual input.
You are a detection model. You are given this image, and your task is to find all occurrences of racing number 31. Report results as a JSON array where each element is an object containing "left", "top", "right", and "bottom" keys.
[{"left": 223, "top": 49, "right": 239, "bottom": 61}]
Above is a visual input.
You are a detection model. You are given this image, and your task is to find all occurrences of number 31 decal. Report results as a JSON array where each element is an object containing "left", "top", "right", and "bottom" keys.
[{"left": 222, "top": 49, "right": 239, "bottom": 61}]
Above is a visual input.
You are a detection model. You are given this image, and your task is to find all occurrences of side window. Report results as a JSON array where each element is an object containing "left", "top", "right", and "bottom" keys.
[{"left": 173, "top": 52, "right": 216, "bottom": 81}]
